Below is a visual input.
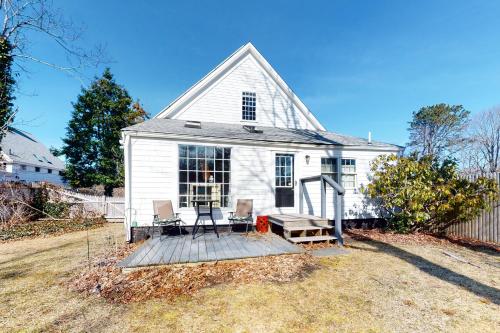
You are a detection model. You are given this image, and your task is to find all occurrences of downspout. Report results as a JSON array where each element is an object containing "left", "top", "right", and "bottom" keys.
[{"left": 123, "top": 132, "right": 132, "bottom": 242}]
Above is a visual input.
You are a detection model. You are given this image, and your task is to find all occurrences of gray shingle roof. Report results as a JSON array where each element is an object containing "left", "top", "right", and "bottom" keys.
[
  {"left": 1, "top": 128, "right": 65, "bottom": 169},
  {"left": 123, "top": 119, "right": 402, "bottom": 150}
]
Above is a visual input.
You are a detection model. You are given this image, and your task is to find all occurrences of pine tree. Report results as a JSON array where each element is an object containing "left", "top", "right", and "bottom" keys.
[
  {"left": 57, "top": 69, "right": 148, "bottom": 194},
  {"left": 0, "top": 37, "right": 16, "bottom": 140}
]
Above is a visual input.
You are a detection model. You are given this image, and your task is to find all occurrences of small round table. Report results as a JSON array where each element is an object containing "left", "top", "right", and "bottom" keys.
[{"left": 191, "top": 198, "right": 220, "bottom": 239}]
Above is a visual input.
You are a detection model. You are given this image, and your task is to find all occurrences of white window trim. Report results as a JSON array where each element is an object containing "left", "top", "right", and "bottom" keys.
[
  {"left": 275, "top": 153, "right": 294, "bottom": 189},
  {"left": 340, "top": 158, "right": 357, "bottom": 189},
  {"left": 241, "top": 91, "right": 256, "bottom": 121}
]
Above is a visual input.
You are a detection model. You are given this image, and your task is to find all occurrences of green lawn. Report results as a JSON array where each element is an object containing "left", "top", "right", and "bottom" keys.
[{"left": 0, "top": 223, "right": 498, "bottom": 332}]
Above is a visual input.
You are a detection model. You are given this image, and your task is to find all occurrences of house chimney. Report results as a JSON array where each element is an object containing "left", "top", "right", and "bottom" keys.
[{"left": 368, "top": 131, "right": 372, "bottom": 144}]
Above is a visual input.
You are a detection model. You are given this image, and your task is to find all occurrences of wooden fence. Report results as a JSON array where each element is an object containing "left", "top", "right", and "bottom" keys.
[
  {"left": 56, "top": 189, "right": 125, "bottom": 221},
  {"left": 446, "top": 172, "right": 500, "bottom": 243}
]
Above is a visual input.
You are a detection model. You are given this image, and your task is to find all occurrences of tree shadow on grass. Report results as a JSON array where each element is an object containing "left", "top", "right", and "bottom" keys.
[
  {"left": 0, "top": 241, "right": 76, "bottom": 266},
  {"left": 347, "top": 234, "right": 500, "bottom": 305}
]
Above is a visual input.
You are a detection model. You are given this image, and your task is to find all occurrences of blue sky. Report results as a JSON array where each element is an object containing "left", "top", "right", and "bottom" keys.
[{"left": 14, "top": 0, "right": 500, "bottom": 149}]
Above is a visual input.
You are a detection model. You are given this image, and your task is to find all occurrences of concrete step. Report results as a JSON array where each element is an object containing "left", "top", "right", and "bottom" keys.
[{"left": 287, "top": 235, "right": 337, "bottom": 244}]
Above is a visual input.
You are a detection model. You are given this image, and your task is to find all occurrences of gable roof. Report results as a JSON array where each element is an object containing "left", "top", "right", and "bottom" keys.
[
  {"left": 124, "top": 118, "right": 402, "bottom": 151},
  {"left": 155, "top": 42, "right": 326, "bottom": 131},
  {"left": 0, "top": 127, "right": 65, "bottom": 169}
]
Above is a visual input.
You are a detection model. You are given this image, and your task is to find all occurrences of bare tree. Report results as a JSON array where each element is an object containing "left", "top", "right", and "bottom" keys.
[
  {"left": 0, "top": 0, "right": 104, "bottom": 75},
  {"left": 462, "top": 107, "right": 500, "bottom": 173},
  {"left": 0, "top": 0, "right": 104, "bottom": 141}
]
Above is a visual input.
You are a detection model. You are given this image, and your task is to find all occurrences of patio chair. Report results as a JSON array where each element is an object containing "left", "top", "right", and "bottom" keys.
[
  {"left": 152, "top": 200, "right": 183, "bottom": 238},
  {"left": 228, "top": 199, "right": 254, "bottom": 235}
]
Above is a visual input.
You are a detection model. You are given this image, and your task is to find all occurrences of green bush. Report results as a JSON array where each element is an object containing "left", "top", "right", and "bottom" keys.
[
  {"left": 43, "top": 202, "right": 70, "bottom": 218},
  {"left": 366, "top": 155, "right": 498, "bottom": 233}
]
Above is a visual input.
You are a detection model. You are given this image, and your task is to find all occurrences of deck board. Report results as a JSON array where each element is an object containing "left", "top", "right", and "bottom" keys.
[{"left": 119, "top": 232, "right": 305, "bottom": 268}]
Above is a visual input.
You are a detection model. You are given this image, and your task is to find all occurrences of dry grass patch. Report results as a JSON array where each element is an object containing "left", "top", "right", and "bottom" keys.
[{"left": 1, "top": 224, "right": 499, "bottom": 332}]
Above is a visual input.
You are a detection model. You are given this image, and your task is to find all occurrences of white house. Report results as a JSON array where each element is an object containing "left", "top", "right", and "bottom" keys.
[
  {"left": 122, "top": 43, "right": 402, "bottom": 242},
  {"left": 0, "top": 127, "right": 65, "bottom": 185}
]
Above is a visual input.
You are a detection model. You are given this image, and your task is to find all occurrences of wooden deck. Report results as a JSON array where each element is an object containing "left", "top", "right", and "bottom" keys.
[{"left": 118, "top": 232, "right": 304, "bottom": 268}]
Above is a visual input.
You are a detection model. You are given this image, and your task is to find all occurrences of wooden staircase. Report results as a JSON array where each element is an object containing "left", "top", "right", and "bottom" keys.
[{"left": 268, "top": 214, "right": 337, "bottom": 244}]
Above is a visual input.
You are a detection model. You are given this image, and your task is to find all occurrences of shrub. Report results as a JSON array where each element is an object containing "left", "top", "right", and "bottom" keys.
[{"left": 366, "top": 154, "right": 498, "bottom": 233}]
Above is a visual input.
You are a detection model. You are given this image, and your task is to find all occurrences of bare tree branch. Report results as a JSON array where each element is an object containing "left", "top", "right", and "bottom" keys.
[
  {"left": 0, "top": 0, "right": 105, "bottom": 77},
  {"left": 462, "top": 107, "right": 500, "bottom": 173}
]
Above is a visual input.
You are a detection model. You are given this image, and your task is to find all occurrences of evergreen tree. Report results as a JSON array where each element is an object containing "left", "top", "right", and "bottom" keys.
[
  {"left": 56, "top": 69, "right": 148, "bottom": 194},
  {"left": 0, "top": 37, "right": 16, "bottom": 140},
  {"left": 408, "top": 104, "right": 469, "bottom": 160}
]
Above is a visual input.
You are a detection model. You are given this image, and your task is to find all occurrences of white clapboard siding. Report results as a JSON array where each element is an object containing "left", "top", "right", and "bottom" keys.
[
  {"left": 172, "top": 55, "right": 315, "bottom": 130},
  {"left": 126, "top": 136, "right": 395, "bottom": 231}
]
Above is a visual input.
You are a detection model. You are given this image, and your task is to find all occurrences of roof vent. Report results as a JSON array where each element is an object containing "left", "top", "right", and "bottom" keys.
[
  {"left": 184, "top": 120, "right": 201, "bottom": 129},
  {"left": 243, "top": 125, "right": 263, "bottom": 133}
]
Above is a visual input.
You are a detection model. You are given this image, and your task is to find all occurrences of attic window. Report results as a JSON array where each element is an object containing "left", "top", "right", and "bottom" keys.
[
  {"left": 242, "top": 92, "right": 256, "bottom": 121},
  {"left": 184, "top": 120, "right": 201, "bottom": 129},
  {"left": 243, "top": 125, "right": 263, "bottom": 134}
]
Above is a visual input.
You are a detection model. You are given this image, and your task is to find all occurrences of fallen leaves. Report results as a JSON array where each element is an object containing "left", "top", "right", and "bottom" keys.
[
  {"left": 345, "top": 228, "right": 499, "bottom": 252},
  {"left": 67, "top": 244, "right": 319, "bottom": 304}
]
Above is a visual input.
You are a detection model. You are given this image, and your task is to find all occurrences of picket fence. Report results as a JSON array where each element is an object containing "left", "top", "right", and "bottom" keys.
[
  {"left": 446, "top": 172, "right": 500, "bottom": 243},
  {"left": 57, "top": 189, "right": 125, "bottom": 221}
]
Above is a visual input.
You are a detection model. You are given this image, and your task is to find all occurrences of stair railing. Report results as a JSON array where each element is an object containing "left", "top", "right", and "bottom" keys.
[{"left": 299, "top": 175, "right": 345, "bottom": 246}]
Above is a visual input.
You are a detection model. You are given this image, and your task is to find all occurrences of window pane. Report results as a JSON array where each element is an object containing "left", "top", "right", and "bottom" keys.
[
  {"left": 179, "top": 158, "right": 187, "bottom": 170},
  {"left": 223, "top": 160, "right": 230, "bottom": 171},
  {"left": 206, "top": 147, "right": 214, "bottom": 159},
  {"left": 179, "top": 145, "right": 187, "bottom": 158},
  {"left": 197, "top": 146, "right": 205, "bottom": 159},
  {"left": 179, "top": 171, "right": 187, "bottom": 182},
  {"left": 224, "top": 148, "right": 231, "bottom": 159},
  {"left": 188, "top": 159, "right": 196, "bottom": 170},
  {"left": 189, "top": 171, "right": 196, "bottom": 182},
  {"left": 179, "top": 184, "right": 187, "bottom": 195},
  {"left": 188, "top": 146, "right": 196, "bottom": 158},
  {"left": 215, "top": 160, "right": 222, "bottom": 171},
  {"left": 215, "top": 172, "right": 223, "bottom": 183},
  {"left": 223, "top": 172, "right": 230, "bottom": 183},
  {"left": 179, "top": 196, "right": 188, "bottom": 208},
  {"left": 207, "top": 159, "right": 214, "bottom": 170},
  {"left": 215, "top": 147, "right": 223, "bottom": 159}
]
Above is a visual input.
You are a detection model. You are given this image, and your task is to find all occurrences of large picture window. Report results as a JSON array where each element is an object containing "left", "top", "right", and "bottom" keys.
[{"left": 178, "top": 145, "right": 231, "bottom": 208}]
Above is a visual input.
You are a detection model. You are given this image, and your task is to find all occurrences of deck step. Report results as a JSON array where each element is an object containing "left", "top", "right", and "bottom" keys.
[
  {"left": 284, "top": 225, "right": 333, "bottom": 231},
  {"left": 268, "top": 214, "right": 330, "bottom": 228},
  {"left": 287, "top": 235, "right": 337, "bottom": 243}
]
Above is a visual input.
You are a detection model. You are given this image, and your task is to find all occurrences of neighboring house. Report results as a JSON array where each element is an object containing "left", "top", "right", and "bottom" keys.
[
  {"left": 122, "top": 43, "right": 403, "bottom": 241},
  {"left": 0, "top": 127, "right": 65, "bottom": 185}
]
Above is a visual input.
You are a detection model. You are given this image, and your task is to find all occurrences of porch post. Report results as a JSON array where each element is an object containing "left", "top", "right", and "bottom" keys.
[
  {"left": 320, "top": 176, "right": 326, "bottom": 218},
  {"left": 335, "top": 190, "right": 343, "bottom": 246}
]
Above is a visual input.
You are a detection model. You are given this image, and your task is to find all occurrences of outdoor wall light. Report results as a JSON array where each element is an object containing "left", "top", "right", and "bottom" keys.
[{"left": 305, "top": 155, "right": 310, "bottom": 165}]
